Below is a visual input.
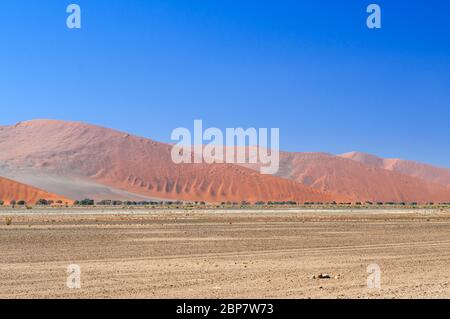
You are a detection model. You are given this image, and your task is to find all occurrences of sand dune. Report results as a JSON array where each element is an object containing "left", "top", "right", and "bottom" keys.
[
  {"left": 340, "top": 152, "right": 450, "bottom": 188},
  {"left": 0, "top": 120, "right": 334, "bottom": 203},
  {"left": 1, "top": 119, "right": 449, "bottom": 204},
  {"left": 0, "top": 167, "right": 157, "bottom": 202},
  {"left": 0, "top": 176, "right": 72, "bottom": 205},
  {"left": 243, "top": 152, "right": 450, "bottom": 203}
]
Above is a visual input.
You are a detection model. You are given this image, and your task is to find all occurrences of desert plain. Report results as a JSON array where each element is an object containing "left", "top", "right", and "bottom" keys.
[{"left": 1, "top": 207, "right": 450, "bottom": 299}]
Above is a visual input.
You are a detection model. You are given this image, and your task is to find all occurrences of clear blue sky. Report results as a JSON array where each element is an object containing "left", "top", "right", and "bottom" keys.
[{"left": 1, "top": 0, "right": 449, "bottom": 167}]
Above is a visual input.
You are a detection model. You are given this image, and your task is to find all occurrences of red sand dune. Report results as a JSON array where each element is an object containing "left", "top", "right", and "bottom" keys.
[
  {"left": 0, "top": 120, "right": 334, "bottom": 203},
  {"left": 0, "top": 176, "right": 72, "bottom": 205},
  {"left": 340, "top": 152, "right": 450, "bottom": 188},
  {"left": 243, "top": 152, "right": 450, "bottom": 203},
  {"left": 2, "top": 119, "right": 449, "bottom": 204}
]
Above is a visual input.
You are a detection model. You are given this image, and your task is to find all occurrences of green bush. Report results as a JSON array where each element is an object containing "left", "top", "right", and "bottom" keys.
[
  {"left": 36, "top": 199, "right": 49, "bottom": 206},
  {"left": 79, "top": 199, "right": 95, "bottom": 206}
]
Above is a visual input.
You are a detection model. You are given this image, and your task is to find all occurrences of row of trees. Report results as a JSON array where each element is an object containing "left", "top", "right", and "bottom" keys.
[
  {"left": 0, "top": 200, "right": 28, "bottom": 206},
  {"left": 70, "top": 200, "right": 450, "bottom": 207},
  {"left": 1, "top": 199, "right": 450, "bottom": 207},
  {"left": 73, "top": 199, "right": 185, "bottom": 206},
  {"left": 36, "top": 199, "right": 65, "bottom": 205},
  {"left": 0, "top": 199, "right": 66, "bottom": 206}
]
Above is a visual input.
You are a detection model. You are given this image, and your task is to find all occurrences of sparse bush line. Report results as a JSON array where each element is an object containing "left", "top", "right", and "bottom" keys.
[{"left": 0, "top": 197, "right": 448, "bottom": 210}]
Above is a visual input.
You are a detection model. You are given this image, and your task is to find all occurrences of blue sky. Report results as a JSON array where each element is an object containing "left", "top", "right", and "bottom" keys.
[{"left": 1, "top": 0, "right": 450, "bottom": 167}]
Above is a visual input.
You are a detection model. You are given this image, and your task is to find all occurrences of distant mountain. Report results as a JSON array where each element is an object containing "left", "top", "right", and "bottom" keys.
[
  {"left": 0, "top": 120, "right": 334, "bottom": 203},
  {"left": 0, "top": 176, "right": 71, "bottom": 205},
  {"left": 340, "top": 152, "right": 450, "bottom": 188}
]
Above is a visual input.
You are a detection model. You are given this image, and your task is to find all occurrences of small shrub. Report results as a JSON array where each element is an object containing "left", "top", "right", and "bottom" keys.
[
  {"left": 36, "top": 199, "right": 49, "bottom": 206},
  {"left": 79, "top": 199, "right": 94, "bottom": 206},
  {"left": 5, "top": 217, "right": 12, "bottom": 226}
]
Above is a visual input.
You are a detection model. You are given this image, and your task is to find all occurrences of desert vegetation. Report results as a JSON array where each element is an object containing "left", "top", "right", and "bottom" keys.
[
  {"left": 5, "top": 216, "right": 12, "bottom": 226},
  {"left": 62, "top": 199, "right": 450, "bottom": 210},
  {"left": 0, "top": 197, "right": 449, "bottom": 210}
]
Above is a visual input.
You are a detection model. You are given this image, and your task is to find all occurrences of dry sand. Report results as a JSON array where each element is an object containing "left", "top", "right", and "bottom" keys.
[{"left": 1, "top": 208, "right": 450, "bottom": 299}]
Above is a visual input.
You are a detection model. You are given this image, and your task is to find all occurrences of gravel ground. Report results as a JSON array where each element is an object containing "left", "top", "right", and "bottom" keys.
[{"left": 1, "top": 208, "right": 450, "bottom": 299}]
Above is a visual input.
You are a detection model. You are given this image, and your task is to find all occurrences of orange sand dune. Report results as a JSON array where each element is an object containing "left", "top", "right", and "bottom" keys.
[
  {"left": 340, "top": 152, "right": 450, "bottom": 188},
  {"left": 243, "top": 151, "right": 450, "bottom": 203},
  {"left": 0, "top": 176, "right": 72, "bottom": 205},
  {"left": 3, "top": 119, "right": 448, "bottom": 204},
  {"left": 0, "top": 120, "right": 335, "bottom": 203}
]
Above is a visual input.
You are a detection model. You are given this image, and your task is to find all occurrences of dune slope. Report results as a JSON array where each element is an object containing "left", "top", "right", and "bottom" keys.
[
  {"left": 340, "top": 152, "right": 450, "bottom": 188},
  {"left": 243, "top": 152, "right": 450, "bottom": 203},
  {"left": 0, "top": 176, "right": 72, "bottom": 205},
  {"left": 0, "top": 120, "right": 333, "bottom": 203}
]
